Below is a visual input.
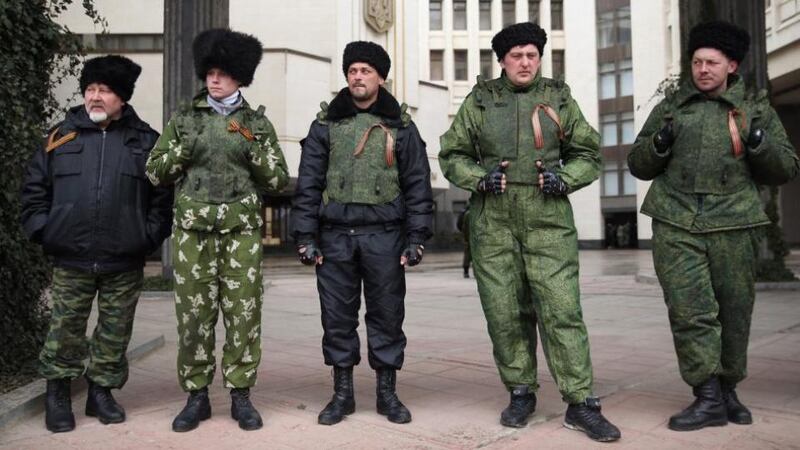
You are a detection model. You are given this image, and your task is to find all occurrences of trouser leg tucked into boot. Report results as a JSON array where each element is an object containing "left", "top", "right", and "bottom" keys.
[
  {"left": 45, "top": 379, "right": 75, "bottom": 433},
  {"left": 85, "top": 377, "right": 125, "bottom": 424},
  {"left": 376, "top": 369, "right": 411, "bottom": 424},
  {"left": 564, "top": 397, "right": 621, "bottom": 442},
  {"left": 722, "top": 383, "right": 753, "bottom": 425},
  {"left": 318, "top": 366, "right": 355, "bottom": 425},
  {"left": 668, "top": 377, "right": 728, "bottom": 431},
  {"left": 231, "top": 388, "right": 263, "bottom": 430},
  {"left": 172, "top": 387, "right": 211, "bottom": 432},
  {"left": 500, "top": 385, "right": 536, "bottom": 428}
]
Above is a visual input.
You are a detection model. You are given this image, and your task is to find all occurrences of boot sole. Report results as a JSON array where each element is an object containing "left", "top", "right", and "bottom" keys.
[
  {"left": 729, "top": 417, "right": 753, "bottom": 425},
  {"left": 563, "top": 421, "right": 621, "bottom": 442},
  {"left": 46, "top": 422, "right": 75, "bottom": 433},
  {"left": 232, "top": 410, "right": 263, "bottom": 431},
  {"left": 172, "top": 408, "right": 211, "bottom": 432},
  {"left": 667, "top": 418, "right": 728, "bottom": 432},
  {"left": 85, "top": 405, "right": 125, "bottom": 424},
  {"left": 377, "top": 408, "right": 412, "bottom": 424},
  {"left": 318, "top": 404, "right": 356, "bottom": 425}
]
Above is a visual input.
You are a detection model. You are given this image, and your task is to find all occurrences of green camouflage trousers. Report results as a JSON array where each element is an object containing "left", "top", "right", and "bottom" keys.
[
  {"left": 469, "top": 186, "right": 593, "bottom": 404},
  {"left": 652, "top": 220, "right": 761, "bottom": 387},
  {"left": 39, "top": 267, "right": 142, "bottom": 388},
  {"left": 173, "top": 227, "right": 263, "bottom": 391}
]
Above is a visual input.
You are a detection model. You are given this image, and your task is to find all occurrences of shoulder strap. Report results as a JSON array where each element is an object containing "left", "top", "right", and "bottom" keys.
[{"left": 45, "top": 127, "right": 78, "bottom": 153}]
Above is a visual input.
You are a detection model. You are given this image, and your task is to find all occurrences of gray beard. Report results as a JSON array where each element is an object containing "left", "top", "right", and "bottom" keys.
[{"left": 89, "top": 111, "right": 108, "bottom": 123}]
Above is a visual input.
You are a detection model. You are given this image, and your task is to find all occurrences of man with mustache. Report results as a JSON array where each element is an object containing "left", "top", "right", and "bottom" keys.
[
  {"left": 439, "top": 22, "right": 620, "bottom": 442},
  {"left": 629, "top": 21, "right": 799, "bottom": 431},
  {"left": 21, "top": 55, "right": 173, "bottom": 432},
  {"left": 291, "top": 41, "right": 433, "bottom": 426}
]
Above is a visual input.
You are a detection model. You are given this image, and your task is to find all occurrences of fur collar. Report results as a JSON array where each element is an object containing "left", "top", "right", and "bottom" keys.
[{"left": 326, "top": 86, "right": 401, "bottom": 122}]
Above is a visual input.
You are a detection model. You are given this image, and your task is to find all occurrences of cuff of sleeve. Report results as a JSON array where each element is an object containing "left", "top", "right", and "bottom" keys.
[
  {"left": 746, "top": 139, "right": 768, "bottom": 157},
  {"left": 651, "top": 135, "right": 672, "bottom": 158},
  {"left": 295, "top": 233, "right": 316, "bottom": 246}
]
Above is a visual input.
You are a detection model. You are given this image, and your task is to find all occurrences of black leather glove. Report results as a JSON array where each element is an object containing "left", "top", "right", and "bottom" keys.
[
  {"left": 401, "top": 243, "right": 424, "bottom": 267},
  {"left": 477, "top": 163, "right": 507, "bottom": 194},
  {"left": 653, "top": 121, "right": 674, "bottom": 154},
  {"left": 747, "top": 127, "right": 765, "bottom": 149},
  {"left": 541, "top": 170, "right": 569, "bottom": 195},
  {"left": 298, "top": 241, "right": 323, "bottom": 266}
]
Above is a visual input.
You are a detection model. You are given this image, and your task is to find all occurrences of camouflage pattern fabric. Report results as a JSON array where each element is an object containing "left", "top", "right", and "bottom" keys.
[
  {"left": 173, "top": 227, "right": 263, "bottom": 391},
  {"left": 39, "top": 267, "right": 143, "bottom": 388},
  {"left": 652, "top": 220, "right": 760, "bottom": 387}
]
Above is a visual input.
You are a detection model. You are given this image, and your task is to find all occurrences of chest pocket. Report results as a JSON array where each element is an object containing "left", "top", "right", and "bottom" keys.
[
  {"left": 121, "top": 147, "right": 148, "bottom": 180},
  {"left": 52, "top": 142, "right": 83, "bottom": 176}
]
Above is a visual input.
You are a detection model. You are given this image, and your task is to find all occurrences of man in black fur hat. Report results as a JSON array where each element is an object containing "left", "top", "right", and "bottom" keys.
[
  {"left": 629, "top": 21, "right": 798, "bottom": 431},
  {"left": 21, "top": 55, "right": 173, "bottom": 432},
  {"left": 146, "top": 28, "right": 289, "bottom": 432},
  {"left": 291, "top": 41, "right": 433, "bottom": 426}
]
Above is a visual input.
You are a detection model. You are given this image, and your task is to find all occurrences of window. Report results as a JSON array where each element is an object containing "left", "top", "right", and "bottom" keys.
[
  {"left": 528, "top": 0, "right": 540, "bottom": 23},
  {"left": 502, "top": 0, "right": 515, "bottom": 27},
  {"left": 454, "top": 50, "right": 468, "bottom": 80},
  {"left": 618, "top": 7, "right": 631, "bottom": 44},
  {"left": 622, "top": 162, "right": 637, "bottom": 195},
  {"left": 430, "top": 50, "right": 444, "bottom": 81},
  {"left": 480, "top": 0, "right": 492, "bottom": 30},
  {"left": 597, "top": 12, "right": 615, "bottom": 48},
  {"left": 551, "top": 49, "right": 565, "bottom": 79},
  {"left": 620, "top": 111, "right": 635, "bottom": 145},
  {"left": 597, "top": 6, "right": 630, "bottom": 48},
  {"left": 430, "top": 0, "right": 442, "bottom": 30},
  {"left": 453, "top": 0, "right": 467, "bottom": 30},
  {"left": 551, "top": 0, "right": 563, "bottom": 30},
  {"left": 619, "top": 59, "right": 633, "bottom": 96},
  {"left": 480, "top": 50, "right": 494, "bottom": 79},
  {"left": 601, "top": 114, "right": 618, "bottom": 147},
  {"left": 599, "top": 63, "right": 616, "bottom": 99},
  {"left": 603, "top": 161, "right": 619, "bottom": 196},
  {"left": 599, "top": 59, "right": 633, "bottom": 100}
]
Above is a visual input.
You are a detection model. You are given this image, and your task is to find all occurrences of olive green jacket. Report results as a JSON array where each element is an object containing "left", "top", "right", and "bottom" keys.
[{"left": 628, "top": 75, "right": 799, "bottom": 232}]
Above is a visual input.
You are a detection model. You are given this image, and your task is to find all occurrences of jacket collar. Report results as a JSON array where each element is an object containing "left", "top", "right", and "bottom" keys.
[
  {"left": 499, "top": 70, "right": 542, "bottom": 93},
  {"left": 61, "top": 103, "right": 149, "bottom": 133},
  {"left": 326, "top": 86, "right": 401, "bottom": 122},
  {"left": 192, "top": 88, "right": 251, "bottom": 111},
  {"left": 675, "top": 73, "right": 746, "bottom": 109}
]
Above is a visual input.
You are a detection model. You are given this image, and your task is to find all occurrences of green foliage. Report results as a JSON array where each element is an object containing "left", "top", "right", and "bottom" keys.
[
  {"left": 757, "top": 186, "right": 797, "bottom": 282},
  {"left": 0, "top": 1, "right": 103, "bottom": 379}
]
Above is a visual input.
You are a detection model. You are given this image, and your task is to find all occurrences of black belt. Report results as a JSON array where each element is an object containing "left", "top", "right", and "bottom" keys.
[{"left": 321, "top": 222, "right": 400, "bottom": 235}]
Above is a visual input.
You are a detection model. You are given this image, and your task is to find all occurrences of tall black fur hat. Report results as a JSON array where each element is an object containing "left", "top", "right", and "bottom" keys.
[
  {"left": 688, "top": 21, "right": 750, "bottom": 63},
  {"left": 342, "top": 41, "right": 391, "bottom": 79},
  {"left": 492, "top": 22, "right": 548, "bottom": 61},
  {"left": 79, "top": 55, "right": 141, "bottom": 101},
  {"left": 193, "top": 28, "right": 263, "bottom": 86}
]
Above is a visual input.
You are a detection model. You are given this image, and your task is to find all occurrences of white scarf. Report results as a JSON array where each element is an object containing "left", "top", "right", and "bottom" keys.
[{"left": 207, "top": 90, "right": 243, "bottom": 116}]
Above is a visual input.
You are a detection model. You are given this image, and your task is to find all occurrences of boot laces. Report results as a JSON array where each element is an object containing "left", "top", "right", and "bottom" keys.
[
  {"left": 509, "top": 394, "right": 532, "bottom": 413},
  {"left": 232, "top": 389, "right": 253, "bottom": 407}
]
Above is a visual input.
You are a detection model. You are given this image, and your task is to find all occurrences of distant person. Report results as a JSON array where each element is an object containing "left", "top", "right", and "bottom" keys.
[{"left": 456, "top": 205, "right": 471, "bottom": 278}]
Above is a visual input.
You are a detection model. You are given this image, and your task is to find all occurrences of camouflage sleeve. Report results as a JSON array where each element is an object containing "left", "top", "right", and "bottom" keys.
[
  {"left": 438, "top": 94, "right": 489, "bottom": 192},
  {"left": 627, "top": 101, "right": 671, "bottom": 181},
  {"left": 557, "top": 91, "right": 601, "bottom": 192},
  {"left": 747, "top": 104, "right": 800, "bottom": 186},
  {"left": 145, "top": 116, "right": 191, "bottom": 186},
  {"left": 249, "top": 117, "right": 289, "bottom": 194}
]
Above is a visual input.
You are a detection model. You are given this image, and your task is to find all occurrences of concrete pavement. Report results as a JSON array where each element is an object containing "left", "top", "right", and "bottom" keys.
[{"left": 2, "top": 249, "right": 799, "bottom": 449}]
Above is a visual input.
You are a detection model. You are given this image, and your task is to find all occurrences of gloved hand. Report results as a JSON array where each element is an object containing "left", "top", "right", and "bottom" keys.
[
  {"left": 747, "top": 127, "right": 765, "bottom": 149},
  {"left": 536, "top": 160, "right": 569, "bottom": 196},
  {"left": 653, "top": 121, "right": 674, "bottom": 154},
  {"left": 477, "top": 161, "right": 509, "bottom": 195},
  {"left": 297, "top": 241, "right": 323, "bottom": 266},
  {"left": 400, "top": 243, "right": 424, "bottom": 267}
]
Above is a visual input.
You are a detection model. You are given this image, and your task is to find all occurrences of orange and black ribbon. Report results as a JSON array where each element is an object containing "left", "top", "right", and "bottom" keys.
[
  {"left": 531, "top": 104, "right": 565, "bottom": 149},
  {"left": 727, "top": 108, "right": 746, "bottom": 157},
  {"left": 45, "top": 127, "right": 78, "bottom": 153},
  {"left": 227, "top": 119, "right": 255, "bottom": 141},
  {"left": 353, "top": 123, "right": 395, "bottom": 167}
]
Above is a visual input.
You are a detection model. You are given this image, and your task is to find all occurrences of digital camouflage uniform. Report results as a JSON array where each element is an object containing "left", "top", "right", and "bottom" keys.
[
  {"left": 628, "top": 75, "right": 799, "bottom": 387},
  {"left": 439, "top": 73, "right": 602, "bottom": 403},
  {"left": 146, "top": 90, "right": 289, "bottom": 391}
]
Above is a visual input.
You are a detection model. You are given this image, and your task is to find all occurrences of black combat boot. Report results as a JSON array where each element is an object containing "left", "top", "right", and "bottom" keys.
[
  {"left": 564, "top": 397, "right": 621, "bottom": 442},
  {"left": 318, "top": 366, "right": 356, "bottom": 425},
  {"left": 85, "top": 377, "right": 125, "bottom": 424},
  {"left": 45, "top": 378, "right": 75, "bottom": 433},
  {"left": 500, "top": 385, "right": 537, "bottom": 428},
  {"left": 668, "top": 377, "right": 728, "bottom": 431},
  {"left": 172, "top": 387, "right": 211, "bottom": 432},
  {"left": 722, "top": 383, "right": 753, "bottom": 425},
  {"left": 376, "top": 369, "right": 411, "bottom": 424},
  {"left": 463, "top": 268, "right": 470, "bottom": 278},
  {"left": 230, "top": 387, "right": 263, "bottom": 430}
]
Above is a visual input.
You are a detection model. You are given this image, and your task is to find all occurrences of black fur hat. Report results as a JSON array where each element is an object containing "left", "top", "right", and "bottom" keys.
[
  {"left": 688, "top": 21, "right": 750, "bottom": 63},
  {"left": 492, "top": 22, "right": 548, "bottom": 61},
  {"left": 193, "top": 28, "right": 263, "bottom": 86},
  {"left": 342, "top": 41, "right": 391, "bottom": 79},
  {"left": 79, "top": 55, "right": 141, "bottom": 101}
]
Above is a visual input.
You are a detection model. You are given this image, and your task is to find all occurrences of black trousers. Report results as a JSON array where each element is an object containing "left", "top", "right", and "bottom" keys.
[{"left": 316, "top": 226, "right": 407, "bottom": 370}]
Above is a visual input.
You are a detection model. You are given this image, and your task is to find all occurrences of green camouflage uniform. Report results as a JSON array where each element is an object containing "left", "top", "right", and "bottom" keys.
[
  {"left": 146, "top": 91, "right": 289, "bottom": 391},
  {"left": 628, "top": 75, "right": 799, "bottom": 387},
  {"left": 439, "top": 73, "right": 602, "bottom": 403},
  {"left": 39, "top": 268, "right": 143, "bottom": 387}
]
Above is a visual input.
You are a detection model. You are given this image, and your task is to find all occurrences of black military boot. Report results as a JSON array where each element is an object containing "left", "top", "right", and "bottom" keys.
[
  {"left": 45, "top": 378, "right": 75, "bottom": 433},
  {"left": 463, "top": 268, "right": 470, "bottom": 278},
  {"left": 85, "top": 378, "right": 125, "bottom": 424},
  {"left": 376, "top": 369, "right": 411, "bottom": 424},
  {"left": 318, "top": 366, "right": 355, "bottom": 425},
  {"left": 722, "top": 383, "right": 753, "bottom": 425},
  {"left": 564, "top": 397, "right": 621, "bottom": 442},
  {"left": 172, "top": 387, "right": 211, "bottom": 432},
  {"left": 230, "top": 387, "right": 263, "bottom": 430},
  {"left": 500, "top": 385, "right": 536, "bottom": 428},
  {"left": 668, "top": 377, "right": 728, "bottom": 431}
]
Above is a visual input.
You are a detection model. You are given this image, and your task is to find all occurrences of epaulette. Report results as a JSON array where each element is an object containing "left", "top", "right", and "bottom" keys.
[
  {"left": 316, "top": 101, "right": 330, "bottom": 124},
  {"left": 399, "top": 103, "right": 412, "bottom": 127},
  {"left": 45, "top": 127, "right": 78, "bottom": 153}
]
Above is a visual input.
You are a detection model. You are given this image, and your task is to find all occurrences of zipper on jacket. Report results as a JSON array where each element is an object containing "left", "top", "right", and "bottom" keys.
[{"left": 91, "top": 130, "right": 107, "bottom": 273}]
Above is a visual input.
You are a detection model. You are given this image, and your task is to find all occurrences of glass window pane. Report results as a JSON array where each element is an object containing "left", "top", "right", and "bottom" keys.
[
  {"left": 551, "top": 50, "right": 565, "bottom": 79},
  {"left": 453, "top": 0, "right": 467, "bottom": 30},
  {"left": 603, "top": 171, "right": 619, "bottom": 196},
  {"left": 620, "top": 69, "right": 633, "bottom": 96},
  {"left": 597, "top": 12, "right": 614, "bottom": 48},
  {"left": 601, "top": 122, "right": 618, "bottom": 146},
  {"left": 480, "top": 0, "right": 492, "bottom": 30},
  {"left": 502, "top": 0, "right": 515, "bottom": 27},
  {"left": 480, "top": 50, "right": 494, "bottom": 80},
  {"left": 551, "top": 0, "right": 563, "bottom": 30},
  {"left": 430, "top": 1, "right": 442, "bottom": 30},
  {"left": 430, "top": 50, "right": 444, "bottom": 81},
  {"left": 454, "top": 50, "right": 468, "bottom": 81},
  {"left": 621, "top": 119, "right": 635, "bottom": 144},
  {"left": 529, "top": 0, "right": 540, "bottom": 23},
  {"left": 623, "top": 169, "right": 637, "bottom": 195},
  {"left": 618, "top": 7, "right": 631, "bottom": 44},
  {"left": 600, "top": 73, "right": 616, "bottom": 99}
]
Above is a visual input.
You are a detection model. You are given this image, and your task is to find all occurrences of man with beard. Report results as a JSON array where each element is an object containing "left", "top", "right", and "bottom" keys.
[{"left": 291, "top": 41, "right": 433, "bottom": 426}]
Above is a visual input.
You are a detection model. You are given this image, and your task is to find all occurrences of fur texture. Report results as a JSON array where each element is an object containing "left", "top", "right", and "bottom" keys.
[{"left": 193, "top": 28, "right": 263, "bottom": 86}]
